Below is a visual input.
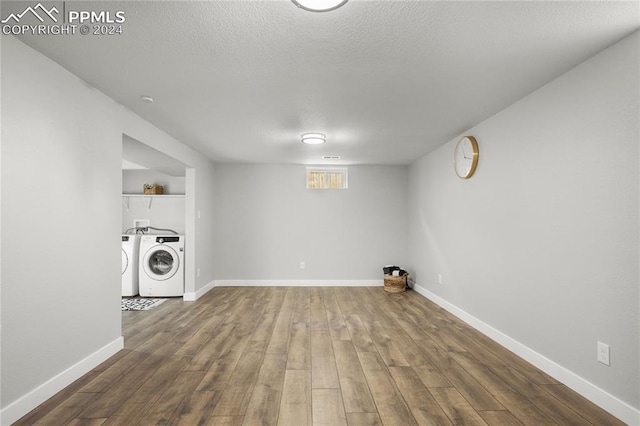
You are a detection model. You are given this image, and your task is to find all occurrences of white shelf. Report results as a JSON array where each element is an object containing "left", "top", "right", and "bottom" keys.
[{"left": 122, "top": 194, "right": 185, "bottom": 210}]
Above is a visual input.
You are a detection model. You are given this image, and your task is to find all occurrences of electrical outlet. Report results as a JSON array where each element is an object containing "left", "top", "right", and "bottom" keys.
[
  {"left": 197, "top": 268, "right": 201, "bottom": 278},
  {"left": 300, "top": 261, "right": 306, "bottom": 269},
  {"left": 597, "top": 341, "right": 610, "bottom": 366},
  {"left": 438, "top": 273, "right": 443, "bottom": 284}
]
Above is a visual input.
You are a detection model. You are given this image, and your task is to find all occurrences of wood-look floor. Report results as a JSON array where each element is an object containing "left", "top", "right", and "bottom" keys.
[{"left": 16, "top": 287, "right": 624, "bottom": 425}]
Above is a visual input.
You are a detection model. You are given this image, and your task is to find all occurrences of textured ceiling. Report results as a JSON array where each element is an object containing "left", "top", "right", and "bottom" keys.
[
  {"left": 8, "top": 1, "right": 640, "bottom": 165},
  {"left": 122, "top": 135, "right": 188, "bottom": 176}
]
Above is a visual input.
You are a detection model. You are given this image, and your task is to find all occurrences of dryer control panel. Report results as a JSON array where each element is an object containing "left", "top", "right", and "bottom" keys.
[{"left": 157, "top": 236, "right": 180, "bottom": 243}]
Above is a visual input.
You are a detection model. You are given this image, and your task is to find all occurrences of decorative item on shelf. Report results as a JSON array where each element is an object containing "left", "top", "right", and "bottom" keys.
[
  {"left": 382, "top": 265, "right": 409, "bottom": 293},
  {"left": 143, "top": 184, "right": 164, "bottom": 195}
]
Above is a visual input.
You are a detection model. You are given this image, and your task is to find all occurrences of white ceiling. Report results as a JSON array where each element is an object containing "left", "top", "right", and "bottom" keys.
[
  {"left": 122, "top": 134, "right": 188, "bottom": 176},
  {"left": 11, "top": 1, "right": 640, "bottom": 165}
]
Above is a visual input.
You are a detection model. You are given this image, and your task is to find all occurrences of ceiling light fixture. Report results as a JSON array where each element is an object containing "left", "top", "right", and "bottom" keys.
[
  {"left": 140, "top": 95, "right": 154, "bottom": 103},
  {"left": 291, "top": 0, "right": 348, "bottom": 12},
  {"left": 301, "top": 133, "right": 326, "bottom": 145}
]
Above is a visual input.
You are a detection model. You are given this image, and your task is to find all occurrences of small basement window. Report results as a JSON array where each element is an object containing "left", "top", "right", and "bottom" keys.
[{"left": 306, "top": 167, "right": 348, "bottom": 189}]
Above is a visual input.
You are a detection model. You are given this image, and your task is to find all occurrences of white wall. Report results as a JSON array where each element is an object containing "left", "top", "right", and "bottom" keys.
[
  {"left": 1, "top": 36, "right": 123, "bottom": 420},
  {"left": 0, "top": 36, "right": 216, "bottom": 424},
  {"left": 186, "top": 165, "right": 216, "bottom": 295},
  {"left": 121, "top": 196, "right": 186, "bottom": 235},
  {"left": 407, "top": 31, "right": 639, "bottom": 420},
  {"left": 214, "top": 164, "right": 408, "bottom": 282}
]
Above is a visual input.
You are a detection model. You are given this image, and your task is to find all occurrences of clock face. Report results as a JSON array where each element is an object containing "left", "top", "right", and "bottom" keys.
[{"left": 454, "top": 136, "right": 479, "bottom": 179}]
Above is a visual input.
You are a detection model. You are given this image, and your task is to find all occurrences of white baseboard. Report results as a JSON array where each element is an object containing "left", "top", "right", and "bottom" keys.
[
  {"left": 0, "top": 336, "right": 124, "bottom": 426},
  {"left": 412, "top": 282, "right": 640, "bottom": 426},
  {"left": 183, "top": 279, "right": 382, "bottom": 301},
  {"left": 213, "top": 279, "right": 383, "bottom": 287},
  {"left": 183, "top": 280, "right": 215, "bottom": 301}
]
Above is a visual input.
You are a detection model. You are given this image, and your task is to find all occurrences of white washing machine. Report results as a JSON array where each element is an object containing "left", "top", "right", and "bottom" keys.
[
  {"left": 139, "top": 235, "right": 185, "bottom": 297},
  {"left": 122, "top": 234, "right": 140, "bottom": 296}
]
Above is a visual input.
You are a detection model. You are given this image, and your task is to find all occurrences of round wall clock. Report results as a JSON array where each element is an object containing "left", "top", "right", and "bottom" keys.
[{"left": 454, "top": 136, "right": 479, "bottom": 179}]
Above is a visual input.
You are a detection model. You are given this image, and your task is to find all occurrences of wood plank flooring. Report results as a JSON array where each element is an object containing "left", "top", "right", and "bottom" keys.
[{"left": 15, "top": 287, "right": 625, "bottom": 425}]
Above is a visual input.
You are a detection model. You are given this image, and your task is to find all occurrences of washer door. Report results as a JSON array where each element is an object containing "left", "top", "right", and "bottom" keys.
[
  {"left": 122, "top": 248, "right": 129, "bottom": 275},
  {"left": 143, "top": 245, "right": 180, "bottom": 281}
]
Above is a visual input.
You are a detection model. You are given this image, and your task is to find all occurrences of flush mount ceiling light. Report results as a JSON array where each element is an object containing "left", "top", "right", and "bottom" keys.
[
  {"left": 291, "top": 0, "right": 348, "bottom": 12},
  {"left": 301, "top": 133, "right": 326, "bottom": 145}
]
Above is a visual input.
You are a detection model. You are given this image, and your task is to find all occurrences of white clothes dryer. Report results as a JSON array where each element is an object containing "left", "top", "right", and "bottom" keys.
[
  {"left": 121, "top": 234, "right": 140, "bottom": 296},
  {"left": 138, "top": 235, "right": 185, "bottom": 297}
]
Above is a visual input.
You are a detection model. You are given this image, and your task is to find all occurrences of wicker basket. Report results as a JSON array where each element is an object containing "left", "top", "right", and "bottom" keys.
[
  {"left": 384, "top": 273, "right": 408, "bottom": 293},
  {"left": 143, "top": 184, "right": 164, "bottom": 195}
]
